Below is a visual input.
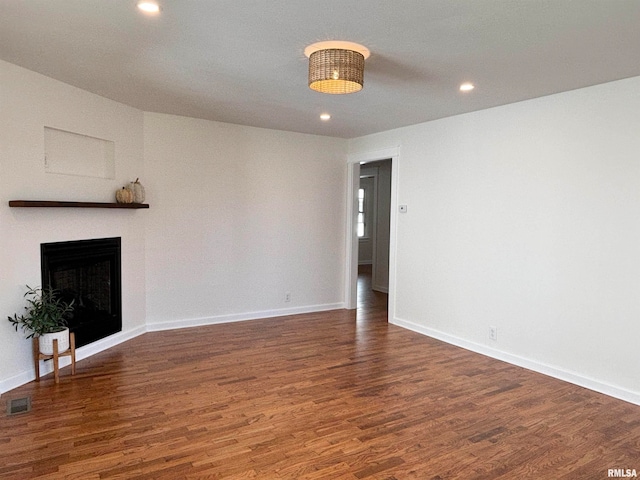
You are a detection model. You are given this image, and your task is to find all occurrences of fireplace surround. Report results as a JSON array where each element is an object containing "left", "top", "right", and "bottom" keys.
[{"left": 41, "top": 237, "right": 122, "bottom": 348}]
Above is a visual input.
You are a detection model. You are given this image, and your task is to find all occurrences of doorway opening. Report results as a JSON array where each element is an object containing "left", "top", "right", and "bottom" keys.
[
  {"left": 345, "top": 147, "right": 399, "bottom": 322},
  {"left": 357, "top": 159, "right": 392, "bottom": 313}
]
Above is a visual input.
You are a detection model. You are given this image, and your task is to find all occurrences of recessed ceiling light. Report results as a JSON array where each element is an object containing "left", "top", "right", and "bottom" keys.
[
  {"left": 320, "top": 113, "right": 331, "bottom": 121},
  {"left": 137, "top": 1, "right": 160, "bottom": 13},
  {"left": 459, "top": 82, "right": 475, "bottom": 92}
]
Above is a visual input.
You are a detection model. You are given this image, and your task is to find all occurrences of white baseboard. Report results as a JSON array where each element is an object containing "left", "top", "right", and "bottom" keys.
[
  {"left": 0, "top": 370, "right": 34, "bottom": 397},
  {"left": 0, "top": 326, "right": 146, "bottom": 395},
  {"left": 146, "top": 302, "right": 345, "bottom": 332},
  {"left": 391, "top": 316, "right": 640, "bottom": 407},
  {"left": 74, "top": 326, "right": 147, "bottom": 362}
]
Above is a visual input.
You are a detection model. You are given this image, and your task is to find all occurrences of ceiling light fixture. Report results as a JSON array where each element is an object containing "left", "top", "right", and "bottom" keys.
[
  {"left": 305, "top": 41, "right": 370, "bottom": 95},
  {"left": 459, "top": 82, "right": 475, "bottom": 92},
  {"left": 137, "top": 1, "right": 160, "bottom": 13},
  {"left": 320, "top": 113, "right": 331, "bottom": 121}
]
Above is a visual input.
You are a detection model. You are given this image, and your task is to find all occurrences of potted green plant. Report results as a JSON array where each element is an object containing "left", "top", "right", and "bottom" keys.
[{"left": 7, "top": 285, "right": 74, "bottom": 355}]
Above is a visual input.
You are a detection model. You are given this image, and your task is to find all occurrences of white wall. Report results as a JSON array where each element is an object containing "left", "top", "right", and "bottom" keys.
[
  {"left": 349, "top": 76, "right": 640, "bottom": 404},
  {"left": 0, "top": 60, "right": 348, "bottom": 394},
  {"left": 143, "top": 113, "right": 348, "bottom": 329},
  {"left": 372, "top": 160, "right": 392, "bottom": 292},
  {"left": 0, "top": 60, "right": 147, "bottom": 392}
]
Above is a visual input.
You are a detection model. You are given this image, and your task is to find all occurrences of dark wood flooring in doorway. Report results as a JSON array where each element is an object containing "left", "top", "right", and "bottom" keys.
[
  {"left": 357, "top": 264, "right": 388, "bottom": 315},
  {"left": 1, "top": 271, "right": 639, "bottom": 479}
]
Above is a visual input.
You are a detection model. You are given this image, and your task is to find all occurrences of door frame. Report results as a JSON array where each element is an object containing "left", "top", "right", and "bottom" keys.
[{"left": 345, "top": 147, "right": 400, "bottom": 321}]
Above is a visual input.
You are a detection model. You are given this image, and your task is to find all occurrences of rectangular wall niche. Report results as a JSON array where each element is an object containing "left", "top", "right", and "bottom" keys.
[{"left": 44, "top": 126, "right": 115, "bottom": 179}]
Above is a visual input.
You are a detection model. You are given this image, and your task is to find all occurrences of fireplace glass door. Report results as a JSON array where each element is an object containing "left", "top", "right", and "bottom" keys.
[{"left": 41, "top": 237, "right": 122, "bottom": 348}]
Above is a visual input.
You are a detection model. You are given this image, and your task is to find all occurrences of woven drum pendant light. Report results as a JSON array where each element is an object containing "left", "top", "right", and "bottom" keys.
[
  {"left": 309, "top": 49, "right": 364, "bottom": 94},
  {"left": 305, "top": 41, "right": 370, "bottom": 95}
]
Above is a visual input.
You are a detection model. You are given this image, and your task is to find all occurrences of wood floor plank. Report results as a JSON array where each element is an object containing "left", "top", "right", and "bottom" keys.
[{"left": 1, "top": 270, "right": 639, "bottom": 478}]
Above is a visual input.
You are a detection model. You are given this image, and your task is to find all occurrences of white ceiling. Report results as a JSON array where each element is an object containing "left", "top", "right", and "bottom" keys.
[{"left": 1, "top": 1, "right": 639, "bottom": 138}]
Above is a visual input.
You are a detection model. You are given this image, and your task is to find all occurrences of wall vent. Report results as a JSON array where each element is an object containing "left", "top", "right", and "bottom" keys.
[{"left": 6, "top": 396, "right": 31, "bottom": 416}]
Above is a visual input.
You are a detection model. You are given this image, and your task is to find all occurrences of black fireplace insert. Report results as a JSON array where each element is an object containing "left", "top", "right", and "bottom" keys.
[{"left": 41, "top": 237, "right": 122, "bottom": 348}]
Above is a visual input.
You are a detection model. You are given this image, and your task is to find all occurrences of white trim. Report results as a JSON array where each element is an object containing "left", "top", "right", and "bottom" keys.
[
  {"left": 74, "top": 326, "right": 147, "bottom": 361},
  {"left": 0, "top": 370, "right": 35, "bottom": 396},
  {"left": 387, "top": 155, "right": 400, "bottom": 323},
  {"left": 348, "top": 147, "right": 400, "bottom": 165},
  {"left": 372, "top": 285, "right": 389, "bottom": 294},
  {"left": 391, "top": 316, "right": 640, "bottom": 407},
  {"left": 147, "top": 303, "right": 345, "bottom": 332},
  {"left": 344, "top": 162, "right": 360, "bottom": 310}
]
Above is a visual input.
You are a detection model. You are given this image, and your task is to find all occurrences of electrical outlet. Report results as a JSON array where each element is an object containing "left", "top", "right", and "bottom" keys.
[
  {"left": 285, "top": 292, "right": 291, "bottom": 303},
  {"left": 489, "top": 326, "right": 498, "bottom": 341}
]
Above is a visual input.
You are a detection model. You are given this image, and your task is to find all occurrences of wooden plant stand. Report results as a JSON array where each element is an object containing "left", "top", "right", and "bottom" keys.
[{"left": 33, "top": 332, "right": 76, "bottom": 384}]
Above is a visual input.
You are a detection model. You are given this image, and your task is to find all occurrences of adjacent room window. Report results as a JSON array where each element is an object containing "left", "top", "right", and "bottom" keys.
[{"left": 357, "top": 187, "right": 366, "bottom": 237}]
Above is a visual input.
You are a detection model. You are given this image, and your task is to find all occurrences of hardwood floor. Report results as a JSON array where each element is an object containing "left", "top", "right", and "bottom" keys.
[
  {"left": 356, "top": 265, "right": 387, "bottom": 316},
  {"left": 1, "top": 271, "right": 639, "bottom": 479}
]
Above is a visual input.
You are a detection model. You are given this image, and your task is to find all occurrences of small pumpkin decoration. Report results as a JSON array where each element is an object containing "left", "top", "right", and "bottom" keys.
[
  {"left": 129, "top": 178, "right": 145, "bottom": 204},
  {"left": 115, "top": 187, "right": 134, "bottom": 204}
]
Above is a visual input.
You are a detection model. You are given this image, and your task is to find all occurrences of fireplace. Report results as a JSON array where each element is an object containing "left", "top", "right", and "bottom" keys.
[{"left": 41, "top": 237, "right": 122, "bottom": 348}]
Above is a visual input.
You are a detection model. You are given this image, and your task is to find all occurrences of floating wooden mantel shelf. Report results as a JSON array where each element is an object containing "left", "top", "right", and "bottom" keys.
[{"left": 9, "top": 200, "right": 149, "bottom": 209}]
